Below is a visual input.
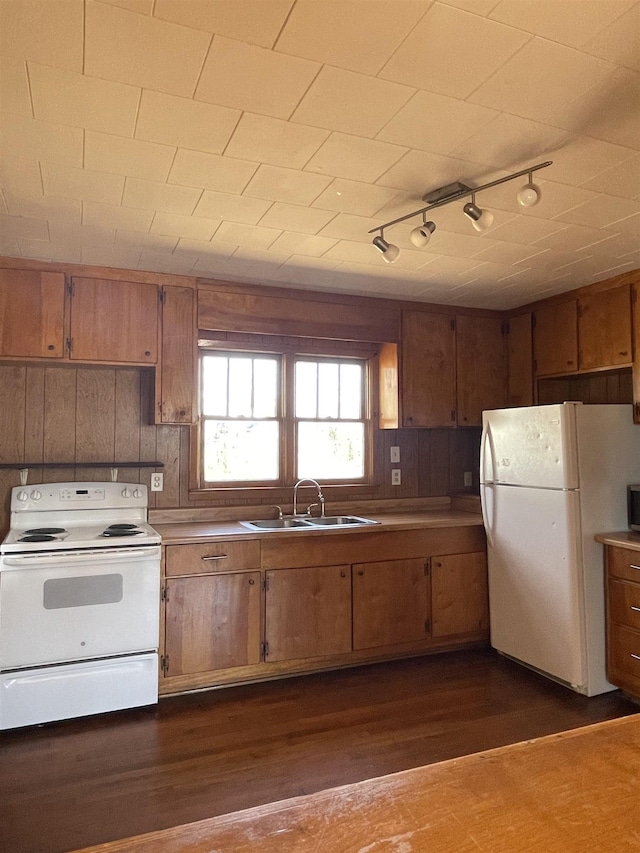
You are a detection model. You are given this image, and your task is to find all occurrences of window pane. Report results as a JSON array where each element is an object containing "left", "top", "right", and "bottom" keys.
[
  {"left": 297, "top": 422, "right": 364, "bottom": 480},
  {"left": 202, "top": 356, "right": 228, "bottom": 417},
  {"left": 295, "top": 361, "right": 317, "bottom": 418},
  {"left": 203, "top": 420, "right": 279, "bottom": 482},
  {"left": 339, "top": 363, "right": 362, "bottom": 419},
  {"left": 318, "top": 362, "right": 339, "bottom": 419},
  {"left": 228, "top": 358, "right": 253, "bottom": 417},
  {"left": 253, "top": 359, "right": 278, "bottom": 418}
]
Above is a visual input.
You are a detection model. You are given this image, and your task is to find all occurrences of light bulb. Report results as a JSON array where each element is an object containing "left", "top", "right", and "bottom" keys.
[
  {"left": 410, "top": 221, "right": 436, "bottom": 247},
  {"left": 517, "top": 181, "right": 541, "bottom": 207},
  {"left": 463, "top": 202, "right": 494, "bottom": 232},
  {"left": 372, "top": 235, "right": 399, "bottom": 263}
]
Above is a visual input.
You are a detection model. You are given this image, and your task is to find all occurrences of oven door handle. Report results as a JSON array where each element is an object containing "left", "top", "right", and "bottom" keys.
[{"left": 0, "top": 546, "right": 161, "bottom": 568}]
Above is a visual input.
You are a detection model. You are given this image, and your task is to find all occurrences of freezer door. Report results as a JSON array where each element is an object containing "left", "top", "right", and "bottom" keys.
[
  {"left": 482, "top": 482, "right": 589, "bottom": 691},
  {"left": 481, "top": 403, "right": 579, "bottom": 489}
]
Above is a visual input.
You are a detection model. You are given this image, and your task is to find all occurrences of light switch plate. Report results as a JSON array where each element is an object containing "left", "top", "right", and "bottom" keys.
[
  {"left": 464, "top": 471, "right": 472, "bottom": 487},
  {"left": 390, "top": 445, "right": 400, "bottom": 463}
]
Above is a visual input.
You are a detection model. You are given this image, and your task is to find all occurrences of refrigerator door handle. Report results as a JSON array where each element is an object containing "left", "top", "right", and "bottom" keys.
[
  {"left": 481, "top": 484, "right": 495, "bottom": 550},
  {"left": 480, "top": 423, "right": 497, "bottom": 485}
]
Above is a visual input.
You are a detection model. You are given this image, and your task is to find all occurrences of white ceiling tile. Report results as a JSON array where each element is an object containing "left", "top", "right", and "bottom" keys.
[
  {"left": 150, "top": 212, "right": 221, "bottom": 241},
  {"left": 1, "top": 116, "right": 83, "bottom": 168},
  {"left": 305, "top": 134, "right": 407, "bottom": 183},
  {"left": 214, "top": 221, "right": 282, "bottom": 249},
  {"left": 4, "top": 192, "right": 81, "bottom": 227},
  {"left": 472, "top": 241, "right": 549, "bottom": 265},
  {"left": 136, "top": 250, "right": 194, "bottom": 274},
  {"left": 490, "top": 0, "right": 636, "bottom": 49},
  {"left": 174, "top": 238, "right": 236, "bottom": 261},
  {"left": 481, "top": 178, "right": 601, "bottom": 218},
  {"left": 449, "top": 114, "right": 570, "bottom": 169},
  {"left": 580, "top": 152, "right": 640, "bottom": 198},
  {"left": 83, "top": 201, "right": 153, "bottom": 231},
  {"left": 377, "top": 149, "right": 495, "bottom": 193},
  {"left": 582, "top": 3, "right": 640, "bottom": 69},
  {"left": 377, "top": 91, "right": 499, "bottom": 156},
  {"left": 553, "top": 193, "right": 640, "bottom": 228},
  {"left": 0, "top": 213, "right": 49, "bottom": 240},
  {"left": 0, "top": 0, "right": 83, "bottom": 71},
  {"left": 275, "top": 0, "right": 428, "bottom": 75},
  {"left": 291, "top": 66, "right": 415, "bottom": 138},
  {"left": 488, "top": 214, "right": 569, "bottom": 244},
  {"left": 82, "top": 244, "right": 143, "bottom": 268},
  {"left": 268, "top": 232, "right": 338, "bottom": 257},
  {"left": 0, "top": 157, "right": 43, "bottom": 197},
  {"left": 115, "top": 229, "right": 178, "bottom": 253},
  {"left": 608, "top": 211, "right": 640, "bottom": 235},
  {"left": 29, "top": 63, "right": 140, "bottom": 136},
  {"left": 85, "top": 1, "right": 210, "bottom": 96},
  {"left": 168, "top": 150, "right": 258, "bottom": 194},
  {"left": 257, "top": 203, "right": 336, "bottom": 234},
  {"left": 318, "top": 213, "right": 385, "bottom": 243},
  {"left": 0, "top": 62, "right": 33, "bottom": 118},
  {"left": 225, "top": 114, "right": 328, "bottom": 169},
  {"left": 379, "top": 3, "right": 530, "bottom": 99},
  {"left": 154, "top": 0, "right": 294, "bottom": 48},
  {"left": 243, "top": 165, "right": 332, "bottom": 205},
  {"left": 532, "top": 222, "right": 617, "bottom": 252},
  {"left": 195, "top": 36, "right": 320, "bottom": 119},
  {"left": 122, "top": 177, "right": 201, "bottom": 215},
  {"left": 135, "top": 90, "right": 240, "bottom": 154},
  {"left": 425, "top": 229, "right": 497, "bottom": 258},
  {"left": 543, "top": 136, "right": 637, "bottom": 185},
  {"left": 581, "top": 70, "right": 640, "bottom": 149},
  {"left": 101, "top": 0, "right": 154, "bottom": 13},
  {"left": 323, "top": 239, "right": 431, "bottom": 270},
  {"left": 312, "top": 180, "right": 401, "bottom": 217},
  {"left": 85, "top": 131, "right": 175, "bottom": 181},
  {"left": 42, "top": 165, "right": 125, "bottom": 206},
  {"left": 194, "top": 192, "right": 272, "bottom": 225}
]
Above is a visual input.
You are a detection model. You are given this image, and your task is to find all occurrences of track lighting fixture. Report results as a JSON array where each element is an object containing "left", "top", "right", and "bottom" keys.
[
  {"left": 372, "top": 234, "right": 399, "bottom": 263},
  {"left": 368, "top": 160, "right": 552, "bottom": 261}
]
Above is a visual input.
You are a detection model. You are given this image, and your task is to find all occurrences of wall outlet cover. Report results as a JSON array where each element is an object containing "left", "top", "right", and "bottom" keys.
[
  {"left": 391, "top": 469, "right": 401, "bottom": 486},
  {"left": 151, "top": 473, "right": 164, "bottom": 491}
]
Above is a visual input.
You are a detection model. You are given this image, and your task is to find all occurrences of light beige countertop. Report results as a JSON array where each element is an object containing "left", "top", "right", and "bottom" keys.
[{"left": 595, "top": 530, "right": 640, "bottom": 551}]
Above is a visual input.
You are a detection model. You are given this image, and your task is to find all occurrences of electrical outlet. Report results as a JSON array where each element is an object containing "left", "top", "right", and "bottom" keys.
[
  {"left": 464, "top": 471, "right": 472, "bottom": 487},
  {"left": 391, "top": 469, "right": 401, "bottom": 486},
  {"left": 151, "top": 473, "right": 164, "bottom": 492},
  {"left": 390, "top": 445, "right": 400, "bottom": 463}
]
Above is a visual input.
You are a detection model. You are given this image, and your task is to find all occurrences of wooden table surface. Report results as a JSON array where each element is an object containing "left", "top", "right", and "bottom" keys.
[{"left": 74, "top": 714, "right": 640, "bottom": 853}]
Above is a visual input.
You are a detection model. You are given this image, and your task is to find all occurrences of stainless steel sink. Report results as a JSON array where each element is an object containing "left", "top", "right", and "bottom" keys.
[
  {"left": 307, "top": 515, "right": 378, "bottom": 527},
  {"left": 241, "top": 518, "right": 314, "bottom": 530},
  {"left": 240, "top": 515, "right": 378, "bottom": 531}
]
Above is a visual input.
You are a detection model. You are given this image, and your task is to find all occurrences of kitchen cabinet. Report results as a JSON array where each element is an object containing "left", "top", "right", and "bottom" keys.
[
  {"left": 456, "top": 315, "right": 506, "bottom": 426},
  {"left": 506, "top": 312, "right": 533, "bottom": 407},
  {"left": 155, "top": 285, "right": 196, "bottom": 424},
  {"left": 264, "top": 565, "right": 352, "bottom": 662},
  {"left": 352, "top": 558, "right": 430, "bottom": 649},
  {"left": 401, "top": 310, "right": 456, "bottom": 427},
  {"left": 604, "top": 544, "right": 640, "bottom": 699},
  {"left": 533, "top": 301, "right": 578, "bottom": 376},
  {"left": 0, "top": 269, "right": 66, "bottom": 359},
  {"left": 69, "top": 277, "right": 159, "bottom": 364},
  {"left": 431, "top": 552, "right": 488, "bottom": 638}
]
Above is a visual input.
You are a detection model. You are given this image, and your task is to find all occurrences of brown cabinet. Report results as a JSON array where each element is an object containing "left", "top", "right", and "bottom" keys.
[
  {"left": 605, "top": 544, "right": 640, "bottom": 698},
  {"left": 401, "top": 311, "right": 456, "bottom": 427},
  {"left": 0, "top": 269, "right": 66, "bottom": 358},
  {"left": 533, "top": 301, "right": 578, "bottom": 376},
  {"left": 156, "top": 285, "right": 196, "bottom": 424},
  {"left": 507, "top": 312, "right": 533, "bottom": 407},
  {"left": 69, "top": 277, "right": 159, "bottom": 364},
  {"left": 456, "top": 315, "right": 505, "bottom": 426},
  {"left": 352, "top": 558, "right": 430, "bottom": 649},
  {"left": 431, "top": 552, "right": 489, "bottom": 638},
  {"left": 265, "top": 565, "right": 352, "bottom": 662}
]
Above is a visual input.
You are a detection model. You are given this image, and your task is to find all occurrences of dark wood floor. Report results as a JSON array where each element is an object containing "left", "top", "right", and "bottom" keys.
[{"left": 1, "top": 649, "right": 637, "bottom": 853}]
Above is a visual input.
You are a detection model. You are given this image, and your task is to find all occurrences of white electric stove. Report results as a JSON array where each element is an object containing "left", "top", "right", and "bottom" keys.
[{"left": 0, "top": 482, "right": 161, "bottom": 730}]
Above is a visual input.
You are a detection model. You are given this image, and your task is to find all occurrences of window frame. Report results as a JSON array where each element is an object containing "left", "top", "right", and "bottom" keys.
[{"left": 190, "top": 333, "right": 379, "bottom": 499}]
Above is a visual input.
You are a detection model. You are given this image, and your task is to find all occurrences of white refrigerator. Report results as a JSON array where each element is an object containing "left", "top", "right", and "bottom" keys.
[{"left": 480, "top": 402, "right": 640, "bottom": 696}]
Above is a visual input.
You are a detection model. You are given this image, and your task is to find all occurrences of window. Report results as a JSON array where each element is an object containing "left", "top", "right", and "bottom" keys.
[{"left": 198, "top": 346, "right": 370, "bottom": 489}]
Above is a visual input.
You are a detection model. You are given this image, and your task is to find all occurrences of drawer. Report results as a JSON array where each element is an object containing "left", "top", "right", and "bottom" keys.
[
  {"left": 608, "top": 624, "right": 640, "bottom": 682},
  {"left": 607, "top": 546, "right": 640, "bottom": 583},
  {"left": 608, "top": 578, "right": 640, "bottom": 631},
  {"left": 165, "top": 540, "right": 261, "bottom": 576}
]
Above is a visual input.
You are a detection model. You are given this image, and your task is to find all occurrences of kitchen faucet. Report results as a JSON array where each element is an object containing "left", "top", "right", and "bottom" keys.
[{"left": 292, "top": 478, "right": 325, "bottom": 517}]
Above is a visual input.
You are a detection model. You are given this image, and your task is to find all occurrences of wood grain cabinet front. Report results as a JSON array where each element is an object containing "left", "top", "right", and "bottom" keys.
[
  {"left": 431, "top": 552, "right": 489, "bottom": 638},
  {"left": 605, "top": 545, "right": 640, "bottom": 698},
  {"left": 0, "top": 269, "right": 66, "bottom": 359}
]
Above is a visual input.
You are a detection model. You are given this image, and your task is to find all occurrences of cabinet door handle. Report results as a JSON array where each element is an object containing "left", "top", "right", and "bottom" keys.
[
  {"left": 631, "top": 606, "right": 640, "bottom": 612},
  {"left": 631, "top": 565, "right": 640, "bottom": 571},
  {"left": 201, "top": 554, "right": 227, "bottom": 561},
  {"left": 631, "top": 653, "right": 640, "bottom": 661}
]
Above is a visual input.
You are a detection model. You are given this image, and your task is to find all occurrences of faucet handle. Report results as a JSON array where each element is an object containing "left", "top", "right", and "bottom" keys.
[
  {"left": 271, "top": 504, "right": 284, "bottom": 519},
  {"left": 305, "top": 503, "right": 319, "bottom": 517}
]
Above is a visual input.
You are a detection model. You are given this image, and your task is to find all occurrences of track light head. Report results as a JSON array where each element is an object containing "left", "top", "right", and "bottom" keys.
[
  {"left": 372, "top": 234, "right": 399, "bottom": 263},
  {"left": 517, "top": 180, "right": 541, "bottom": 207},
  {"left": 463, "top": 199, "right": 494, "bottom": 232},
  {"left": 410, "top": 219, "right": 436, "bottom": 247}
]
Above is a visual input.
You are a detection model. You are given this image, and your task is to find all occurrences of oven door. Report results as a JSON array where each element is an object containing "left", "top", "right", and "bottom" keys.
[{"left": 0, "top": 546, "right": 160, "bottom": 669}]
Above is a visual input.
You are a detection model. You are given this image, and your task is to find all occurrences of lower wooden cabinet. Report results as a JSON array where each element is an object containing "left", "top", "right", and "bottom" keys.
[
  {"left": 605, "top": 544, "right": 640, "bottom": 698},
  {"left": 431, "top": 552, "right": 489, "bottom": 638}
]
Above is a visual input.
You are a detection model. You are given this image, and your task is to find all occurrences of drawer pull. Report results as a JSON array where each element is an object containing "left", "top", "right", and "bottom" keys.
[
  {"left": 631, "top": 654, "right": 640, "bottom": 661},
  {"left": 632, "top": 606, "right": 640, "bottom": 613},
  {"left": 201, "top": 554, "right": 228, "bottom": 561},
  {"left": 630, "top": 565, "right": 640, "bottom": 571}
]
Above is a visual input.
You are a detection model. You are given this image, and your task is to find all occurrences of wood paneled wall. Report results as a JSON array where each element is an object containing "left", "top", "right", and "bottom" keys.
[{"left": 0, "top": 364, "right": 480, "bottom": 533}]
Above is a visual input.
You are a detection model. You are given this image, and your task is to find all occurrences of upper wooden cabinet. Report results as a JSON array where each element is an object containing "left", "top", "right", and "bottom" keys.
[
  {"left": 155, "top": 285, "right": 197, "bottom": 424},
  {"left": 456, "top": 315, "right": 506, "bottom": 426},
  {"left": 506, "top": 312, "right": 533, "bottom": 407},
  {"left": 401, "top": 311, "right": 456, "bottom": 428},
  {"left": 0, "top": 270, "right": 65, "bottom": 359},
  {"left": 69, "top": 277, "right": 159, "bottom": 364},
  {"left": 534, "top": 285, "right": 632, "bottom": 377}
]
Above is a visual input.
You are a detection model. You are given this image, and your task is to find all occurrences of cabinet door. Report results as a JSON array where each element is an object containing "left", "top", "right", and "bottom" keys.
[
  {"left": 507, "top": 312, "right": 533, "bottom": 407},
  {"left": 578, "top": 285, "right": 631, "bottom": 371},
  {"left": 0, "top": 270, "right": 65, "bottom": 358},
  {"left": 265, "top": 565, "right": 351, "bottom": 662},
  {"left": 156, "top": 285, "right": 196, "bottom": 424},
  {"left": 431, "top": 552, "right": 488, "bottom": 638},
  {"left": 352, "top": 558, "right": 430, "bottom": 650},
  {"left": 401, "top": 311, "right": 456, "bottom": 427},
  {"left": 69, "top": 277, "right": 158, "bottom": 363},
  {"left": 533, "top": 301, "right": 578, "bottom": 376},
  {"left": 164, "top": 571, "right": 261, "bottom": 676},
  {"left": 456, "top": 315, "right": 506, "bottom": 425}
]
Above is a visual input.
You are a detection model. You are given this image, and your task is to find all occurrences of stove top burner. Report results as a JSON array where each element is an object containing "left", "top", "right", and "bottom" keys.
[
  {"left": 101, "top": 528, "right": 143, "bottom": 538},
  {"left": 25, "top": 527, "right": 66, "bottom": 535},
  {"left": 19, "top": 534, "right": 58, "bottom": 542},
  {"left": 106, "top": 524, "right": 139, "bottom": 530}
]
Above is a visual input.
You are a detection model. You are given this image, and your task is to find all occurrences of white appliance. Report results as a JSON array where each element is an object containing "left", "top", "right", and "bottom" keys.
[
  {"left": 0, "top": 482, "right": 161, "bottom": 729},
  {"left": 480, "top": 402, "right": 640, "bottom": 696}
]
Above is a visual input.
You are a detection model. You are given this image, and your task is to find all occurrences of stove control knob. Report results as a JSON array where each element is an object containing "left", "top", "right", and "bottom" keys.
[
  {"left": 30, "top": 489, "right": 42, "bottom": 501},
  {"left": 121, "top": 487, "right": 131, "bottom": 498},
  {"left": 133, "top": 488, "right": 142, "bottom": 498},
  {"left": 16, "top": 490, "right": 29, "bottom": 502}
]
